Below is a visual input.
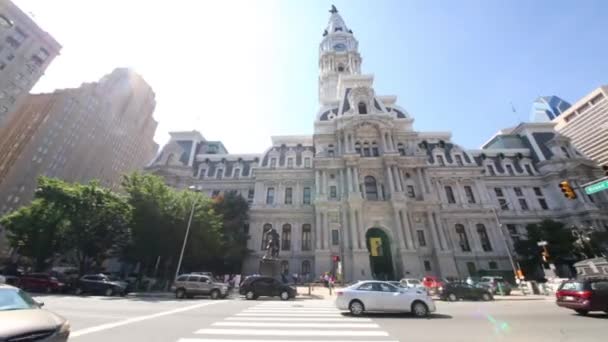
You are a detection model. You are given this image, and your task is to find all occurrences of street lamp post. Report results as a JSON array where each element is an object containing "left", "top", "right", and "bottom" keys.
[
  {"left": 174, "top": 186, "right": 200, "bottom": 281},
  {"left": 490, "top": 207, "right": 519, "bottom": 282}
]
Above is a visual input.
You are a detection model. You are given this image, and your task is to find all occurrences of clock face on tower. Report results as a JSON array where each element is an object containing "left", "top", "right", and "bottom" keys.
[{"left": 333, "top": 43, "right": 347, "bottom": 52}]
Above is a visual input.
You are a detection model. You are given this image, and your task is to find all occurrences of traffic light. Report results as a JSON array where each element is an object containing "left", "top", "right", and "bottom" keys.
[
  {"left": 541, "top": 250, "right": 549, "bottom": 263},
  {"left": 559, "top": 181, "right": 577, "bottom": 200},
  {"left": 332, "top": 255, "right": 340, "bottom": 262}
]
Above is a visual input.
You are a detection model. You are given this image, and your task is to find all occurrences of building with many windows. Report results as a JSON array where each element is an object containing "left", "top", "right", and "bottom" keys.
[
  {"left": 0, "top": 69, "right": 158, "bottom": 255},
  {"left": 552, "top": 86, "right": 608, "bottom": 166},
  {"left": 147, "top": 7, "right": 608, "bottom": 281},
  {"left": 0, "top": 0, "right": 61, "bottom": 127},
  {"left": 530, "top": 96, "right": 571, "bottom": 122}
]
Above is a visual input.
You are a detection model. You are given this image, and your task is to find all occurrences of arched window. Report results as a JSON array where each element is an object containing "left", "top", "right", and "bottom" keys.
[
  {"left": 363, "top": 142, "right": 371, "bottom": 157},
  {"left": 371, "top": 142, "right": 379, "bottom": 156},
  {"left": 355, "top": 142, "right": 362, "bottom": 156},
  {"left": 397, "top": 143, "right": 405, "bottom": 156},
  {"left": 358, "top": 102, "right": 367, "bottom": 114},
  {"left": 476, "top": 224, "right": 492, "bottom": 252},
  {"left": 455, "top": 224, "right": 471, "bottom": 252},
  {"left": 364, "top": 176, "right": 378, "bottom": 200},
  {"left": 281, "top": 224, "right": 291, "bottom": 251},
  {"left": 261, "top": 223, "right": 272, "bottom": 250},
  {"left": 301, "top": 260, "right": 311, "bottom": 275},
  {"left": 301, "top": 224, "right": 312, "bottom": 251},
  {"left": 281, "top": 260, "right": 289, "bottom": 274}
]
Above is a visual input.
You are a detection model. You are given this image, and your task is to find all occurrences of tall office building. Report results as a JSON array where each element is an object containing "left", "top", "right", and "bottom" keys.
[
  {"left": 553, "top": 86, "right": 608, "bottom": 166},
  {"left": 147, "top": 7, "right": 608, "bottom": 281},
  {"left": 530, "top": 96, "right": 571, "bottom": 122},
  {"left": 0, "top": 0, "right": 61, "bottom": 127},
  {"left": 0, "top": 68, "right": 158, "bottom": 254}
]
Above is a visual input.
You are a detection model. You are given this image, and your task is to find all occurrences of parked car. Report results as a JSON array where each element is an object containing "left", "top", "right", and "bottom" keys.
[
  {"left": 400, "top": 278, "right": 426, "bottom": 289},
  {"left": 335, "top": 280, "right": 436, "bottom": 317},
  {"left": 171, "top": 274, "right": 229, "bottom": 299},
  {"left": 0, "top": 284, "right": 70, "bottom": 341},
  {"left": 478, "top": 277, "right": 512, "bottom": 295},
  {"left": 19, "top": 273, "right": 66, "bottom": 294},
  {"left": 556, "top": 278, "right": 608, "bottom": 316},
  {"left": 422, "top": 276, "right": 445, "bottom": 295},
  {"left": 73, "top": 274, "right": 127, "bottom": 296},
  {"left": 440, "top": 282, "right": 494, "bottom": 301},
  {"left": 239, "top": 276, "right": 296, "bottom": 300}
]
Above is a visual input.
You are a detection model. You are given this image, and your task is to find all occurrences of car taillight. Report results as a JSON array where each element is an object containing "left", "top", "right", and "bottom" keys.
[{"left": 577, "top": 291, "right": 592, "bottom": 299}]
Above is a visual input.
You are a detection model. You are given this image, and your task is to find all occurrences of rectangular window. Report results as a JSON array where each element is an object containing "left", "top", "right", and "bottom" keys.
[
  {"left": 363, "top": 148, "right": 371, "bottom": 157},
  {"left": 494, "top": 187, "right": 504, "bottom": 197},
  {"left": 199, "top": 169, "right": 207, "bottom": 178},
  {"left": 464, "top": 185, "right": 476, "bottom": 204},
  {"left": 417, "top": 230, "right": 426, "bottom": 247},
  {"left": 331, "top": 230, "right": 339, "bottom": 246},
  {"left": 506, "top": 224, "right": 519, "bottom": 242},
  {"left": 304, "top": 158, "right": 311, "bottom": 168},
  {"left": 303, "top": 187, "right": 311, "bottom": 205},
  {"left": 406, "top": 185, "right": 415, "bottom": 198},
  {"left": 285, "top": 187, "right": 293, "bottom": 204},
  {"left": 233, "top": 168, "right": 240, "bottom": 178},
  {"left": 533, "top": 187, "right": 543, "bottom": 196},
  {"left": 456, "top": 225, "right": 471, "bottom": 252},
  {"left": 489, "top": 261, "right": 498, "bottom": 270},
  {"left": 477, "top": 224, "right": 493, "bottom": 252},
  {"left": 301, "top": 224, "right": 312, "bottom": 251},
  {"left": 524, "top": 164, "right": 534, "bottom": 175},
  {"left": 514, "top": 187, "right": 523, "bottom": 197},
  {"left": 281, "top": 226, "right": 291, "bottom": 251},
  {"left": 266, "top": 187, "right": 275, "bottom": 204},
  {"left": 445, "top": 186, "right": 456, "bottom": 204},
  {"left": 330, "top": 185, "right": 337, "bottom": 199},
  {"left": 518, "top": 198, "right": 529, "bottom": 211},
  {"left": 424, "top": 260, "right": 432, "bottom": 272},
  {"left": 499, "top": 199, "right": 508, "bottom": 210},
  {"left": 455, "top": 155, "right": 463, "bottom": 166},
  {"left": 436, "top": 155, "right": 445, "bottom": 166},
  {"left": 216, "top": 169, "right": 223, "bottom": 179},
  {"left": 247, "top": 189, "right": 254, "bottom": 204},
  {"left": 538, "top": 198, "right": 549, "bottom": 210},
  {"left": 287, "top": 158, "right": 293, "bottom": 168},
  {"left": 372, "top": 147, "right": 379, "bottom": 156}
]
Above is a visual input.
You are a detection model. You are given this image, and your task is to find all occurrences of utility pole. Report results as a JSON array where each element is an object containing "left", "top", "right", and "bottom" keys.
[
  {"left": 174, "top": 186, "right": 201, "bottom": 281},
  {"left": 490, "top": 207, "right": 519, "bottom": 282}
]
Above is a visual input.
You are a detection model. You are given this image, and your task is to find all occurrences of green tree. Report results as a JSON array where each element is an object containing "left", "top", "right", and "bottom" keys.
[
  {"left": 0, "top": 199, "right": 68, "bottom": 271},
  {"left": 212, "top": 192, "right": 251, "bottom": 273}
]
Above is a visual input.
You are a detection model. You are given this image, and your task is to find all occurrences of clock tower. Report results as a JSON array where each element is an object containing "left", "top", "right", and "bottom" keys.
[{"left": 319, "top": 5, "right": 362, "bottom": 105}]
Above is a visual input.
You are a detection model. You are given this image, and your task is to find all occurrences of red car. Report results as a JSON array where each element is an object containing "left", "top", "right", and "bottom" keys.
[
  {"left": 556, "top": 278, "right": 608, "bottom": 316},
  {"left": 18, "top": 273, "right": 66, "bottom": 293},
  {"left": 422, "top": 276, "right": 445, "bottom": 295}
]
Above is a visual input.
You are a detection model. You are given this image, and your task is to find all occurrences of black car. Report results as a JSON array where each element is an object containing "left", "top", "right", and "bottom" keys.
[
  {"left": 239, "top": 276, "right": 297, "bottom": 300},
  {"left": 440, "top": 282, "right": 493, "bottom": 301},
  {"left": 74, "top": 274, "right": 128, "bottom": 296}
]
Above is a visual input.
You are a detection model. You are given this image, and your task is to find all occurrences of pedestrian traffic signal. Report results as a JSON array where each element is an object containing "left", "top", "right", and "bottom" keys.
[{"left": 558, "top": 181, "right": 577, "bottom": 199}]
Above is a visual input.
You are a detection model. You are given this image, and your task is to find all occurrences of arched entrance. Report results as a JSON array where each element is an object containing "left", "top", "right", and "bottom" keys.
[{"left": 365, "top": 228, "right": 395, "bottom": 280}]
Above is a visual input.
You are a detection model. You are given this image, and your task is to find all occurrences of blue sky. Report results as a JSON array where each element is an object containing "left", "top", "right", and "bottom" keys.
[{"left": 17, "top": 0, "right": 608, "bottom": 152}]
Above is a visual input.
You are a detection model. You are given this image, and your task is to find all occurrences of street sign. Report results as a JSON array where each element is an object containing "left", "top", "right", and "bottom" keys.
[
  {"left": 584, "top": 179, "right": 608, "bottom": 195},
  {"left": 537, "top": 241, "right": 548, "bottom": 247}
]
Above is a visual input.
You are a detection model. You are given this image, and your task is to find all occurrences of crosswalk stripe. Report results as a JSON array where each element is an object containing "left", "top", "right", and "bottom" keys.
[
  {"left": 225, "top": 317, "right": 371, "bottom": 322},
  {"left": 195, "top": 328, "right": 389, "bottom": 337},
  {"left": 179, "top": 339, "right": 398, "bottom": 342},
  {"left": 242, "top": 310, "right": 340, "bottom": 314},
  {"left": 235, "top": 313, "right": 342, "bottom": 317},
  {"left": 212, "top": 322, "right": 379, "bottom": 328}
]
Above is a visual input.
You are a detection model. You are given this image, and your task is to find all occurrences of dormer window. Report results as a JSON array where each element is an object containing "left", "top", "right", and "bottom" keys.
[
  {"left": 561, "top": 146, "right": 571, "bottom": 158},
  {"left": 270, "top": 158, "right": 277, "bottom": 168},
  {"left": 358, "top": 102, "right": 368, "bottom": 114},
  {"left": 335, "top": 27, "right": 343, "bottom": 32}
]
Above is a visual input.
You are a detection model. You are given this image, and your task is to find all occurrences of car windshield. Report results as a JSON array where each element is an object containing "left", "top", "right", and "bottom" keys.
[{"left": 0, "top": 289, "right": 39, "bottom": 311}]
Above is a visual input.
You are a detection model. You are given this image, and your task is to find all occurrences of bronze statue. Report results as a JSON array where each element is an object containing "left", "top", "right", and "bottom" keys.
[{"left": 263, "top": 228, "right": 280, "bottom": 259}]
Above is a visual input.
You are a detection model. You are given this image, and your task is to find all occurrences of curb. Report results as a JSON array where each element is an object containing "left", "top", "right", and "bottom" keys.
[{"left": 125, "top": 292, "right": 175, "bottom": 299}]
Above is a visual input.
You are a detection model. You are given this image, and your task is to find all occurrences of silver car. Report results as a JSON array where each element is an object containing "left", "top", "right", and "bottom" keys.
[
  {"left": 171, "top": 274, "right": 229, "bottom": 299},
  {"left": 335, "top": 280, "right": 436, "bottom": 317},
  {"left": 0, "top": 284, "right": 70, "bottom": 341},
  {"left": 400, "top": 278, "right": 426, "bottom": 289}
]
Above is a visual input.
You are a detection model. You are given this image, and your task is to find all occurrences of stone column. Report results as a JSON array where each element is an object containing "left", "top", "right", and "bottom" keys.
[
  {"left": 416, "top": 168, "right": 428, "bottom": 194},
  {"left": 401, "top": 211, "right": 414, "bottom": 249},
  {"left": 426, "top": 211, "right": 442, "bottom": 250},
  {"left": 350, "top": 209, "right": 360, "bottom": 249},
  {"left": 381, "top": 131, "right": 388, "bottom": 152},
  {"left": 394, "top": 166, "right": 403, "bottom": 192},
  {"left": 347, "top": 167, "right": 353, "bottom": 193},
  {"left": 353, "top": 167, "right": 360, "bottom": 193},
  {"left": 337, "top": 134, "right": 342, "bottom": 155},
  {"left": 393, "top": 209, "right": 407, "bottom": 249},
  {"left": 315, "top": 211, "right": 322, "bottom": 250},
  {"left": 454, "top": 179, "right": 468, "bottom": 204},
  {"left": 466, "top": 220, "right": 483, "bottom": 252},
  {"left": 386, "top": 166, "right": 396, "bottom": 194},
  {"left": 357, "top": 210, "right": 365, "bottom": 248},
  {"left": 315, "top": 170, "right": 320, "bottom": 194},
  {"left": 342, "top": 208, "right": 352, "bottom": 249},
  {"left": 397, "top": 167, "right": 406, "bottom": 193},
  {"left": 322, "top": 171, "right": 327, "bottom": 195}
]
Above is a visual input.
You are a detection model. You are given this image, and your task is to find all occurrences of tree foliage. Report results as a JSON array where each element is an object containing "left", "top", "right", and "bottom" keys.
[
  {"left": 514, "top": 219, "right": 577, "bottom": 265},
  {"left": 212, "top": 192, "right": 251, "bottom": 273}
]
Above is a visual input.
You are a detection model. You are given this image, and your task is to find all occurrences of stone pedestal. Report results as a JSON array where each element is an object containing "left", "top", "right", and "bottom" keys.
[{"left": 259, "top": 258, "right": 281, "bottom": 278}]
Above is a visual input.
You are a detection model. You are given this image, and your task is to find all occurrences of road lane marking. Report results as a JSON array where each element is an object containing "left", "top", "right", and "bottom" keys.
[
  {"left": 70, "top": 301, "right": 223, "bottom": 338},
  {"left": 195, "top": 328, "right": 389, "bottom": 336},
  {"left": 212, "top": 321, "right": 379, "bottom": 328},
  {"left": 242, "top": 310, "right": 340, "bottom": 314},
  {"left": 179, "top": 339, "right": 398, "bottom": 342},
  {"left": 225, "top": 317, "right": 371, "bottom": 322},
  {"left": 235, "top": 313, "right": 342, "bottom": 317}
]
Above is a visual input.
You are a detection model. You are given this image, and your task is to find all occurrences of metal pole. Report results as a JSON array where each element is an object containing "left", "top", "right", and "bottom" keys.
[
  {"left": 491, "top": 207, "right": 518, "bottom": 281},
  {"left": 174, "top": 197, "right": 197, "bottom": 280}
]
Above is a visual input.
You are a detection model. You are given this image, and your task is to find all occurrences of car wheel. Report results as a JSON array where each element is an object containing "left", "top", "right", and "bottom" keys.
[
  {"left": 447, "top": 293, "right": 458, "bottom": 302},
  {"left": 482, "top": 293, "right": 492, "bottom": 301},
  {"left": 74, "top": 287, "right": 83, "bottom": 296},
  {"left": 575, "top": 309, "right": 589, "bottom": 316},
  {"left": 349, "top": 300, "right": 364, "bottom": 316},
  {"left": 176, "top": 288, "right": 186, "bottom": 299},
  {"left": 210, "top": 290, "right": 220, "bottom": 300},
  {"left": 280, "top": 291, "right": 290, "bottom": 301},
  {"left": 245, "top": 291, "right": 256, "bottom": 300},
  {"left": 412, "top": 301, "right": 429, "bottom": 318},
  {"left": 104, "top": 288, "right": 114, "bottom": 297}
]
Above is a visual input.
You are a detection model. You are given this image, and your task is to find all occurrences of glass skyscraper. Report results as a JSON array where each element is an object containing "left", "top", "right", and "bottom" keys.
[{"left": 530, "top": 96, "right": 571, "bottom": 122}]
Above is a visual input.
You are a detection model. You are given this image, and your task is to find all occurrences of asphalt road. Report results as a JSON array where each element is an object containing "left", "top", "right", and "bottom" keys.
[{"left": 32, "top": 294, "right": 607, "bottom": 342}]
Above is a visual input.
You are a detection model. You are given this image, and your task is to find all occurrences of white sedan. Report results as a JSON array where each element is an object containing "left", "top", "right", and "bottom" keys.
[{"left": 335, "top": 280, "right": 436, "bottom": 317}]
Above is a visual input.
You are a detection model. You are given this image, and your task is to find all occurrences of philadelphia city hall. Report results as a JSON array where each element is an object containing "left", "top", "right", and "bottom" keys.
[{"left": 148, "top": 7, "right": 608, "bottom": 281}]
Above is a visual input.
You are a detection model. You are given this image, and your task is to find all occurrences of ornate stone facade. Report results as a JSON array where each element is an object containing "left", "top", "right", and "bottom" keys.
[{"left": 147, "top": 7, "right": 608, "bottom": 281}]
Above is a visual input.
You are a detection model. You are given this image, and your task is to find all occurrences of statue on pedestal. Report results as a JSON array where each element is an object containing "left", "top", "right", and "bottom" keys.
[{"left": 263, "top": 228, "right": 280, "bottom": 260}]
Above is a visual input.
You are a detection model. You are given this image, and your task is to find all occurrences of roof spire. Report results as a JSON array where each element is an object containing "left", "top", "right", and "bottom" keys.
[{"left": 329, "top": 5, "right": 338, "bottom": 14}]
